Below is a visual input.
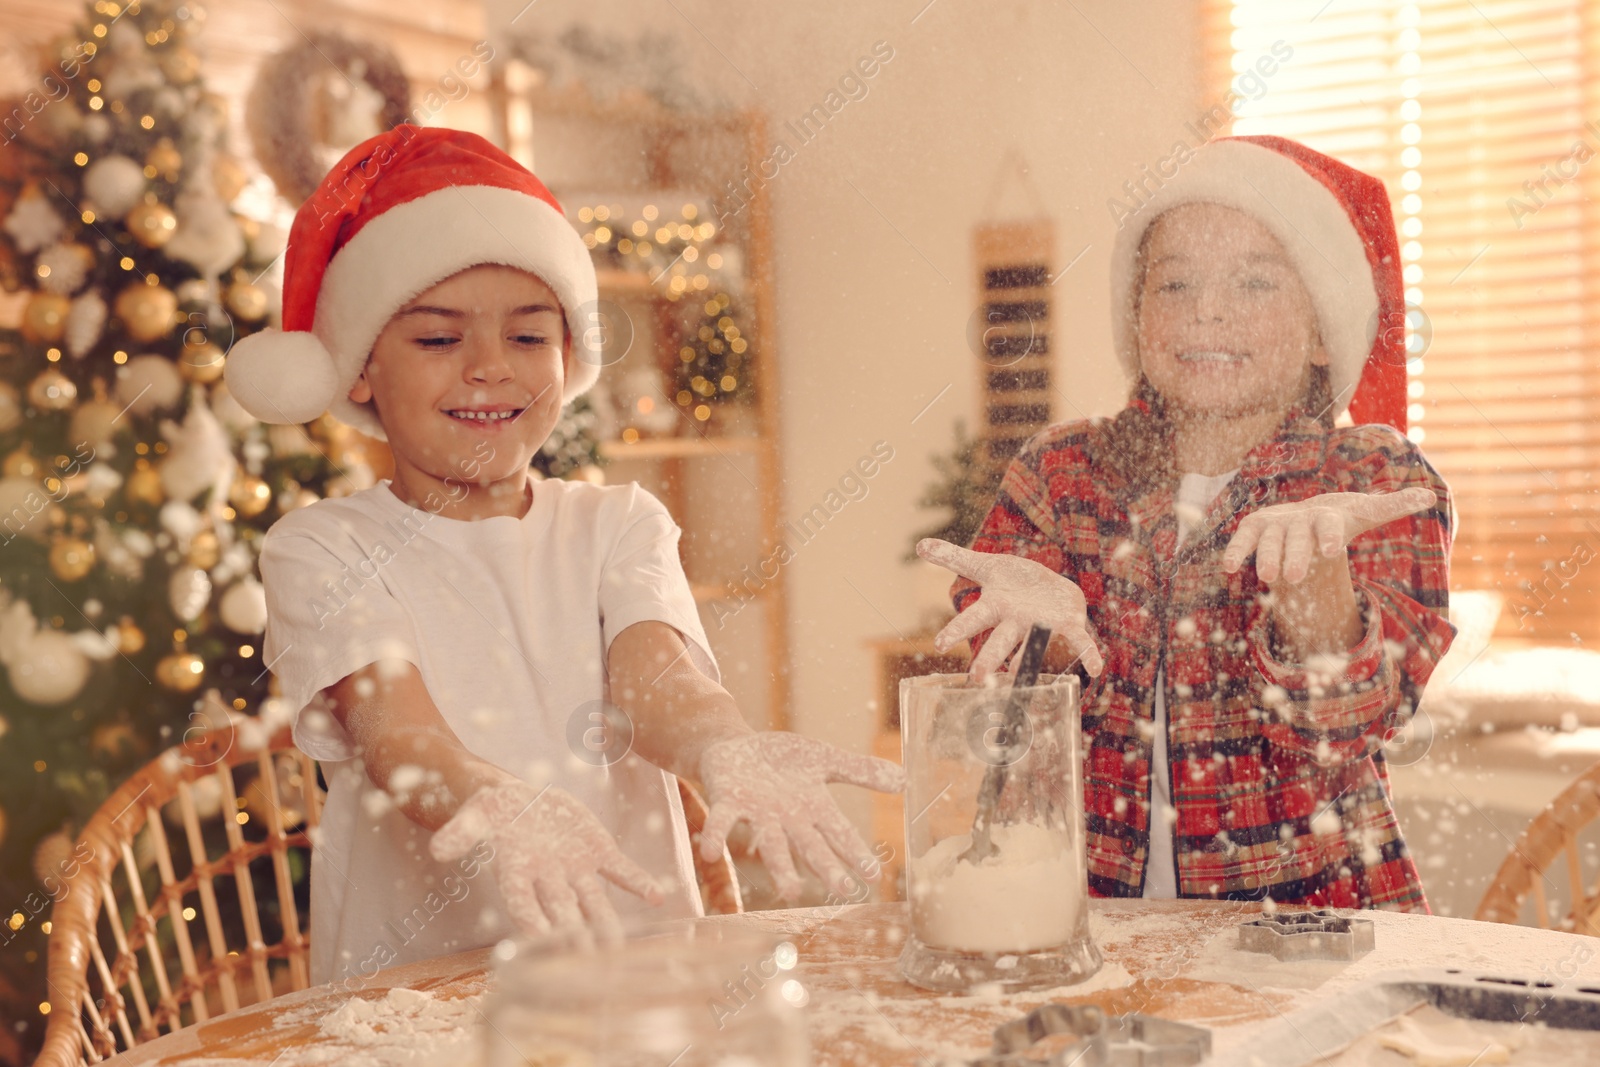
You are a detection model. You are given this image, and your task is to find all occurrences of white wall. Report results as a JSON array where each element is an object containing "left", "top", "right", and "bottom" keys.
[{"left": 479, "top": 0, "right": 1211, "bottom": 836}]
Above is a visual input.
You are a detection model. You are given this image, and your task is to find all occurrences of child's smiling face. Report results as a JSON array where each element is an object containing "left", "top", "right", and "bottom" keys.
[
  {"left": 1135, "top": 202, "right": 1328, "bottom": 420},
  {"left": 349, "top": 263, "right": 569, "bottom": 494}
]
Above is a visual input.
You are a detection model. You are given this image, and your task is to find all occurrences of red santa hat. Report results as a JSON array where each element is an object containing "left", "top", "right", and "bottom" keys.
[
  {"left": 1108, "top": 134, "right": 1409, "bottom": 432},
  {"left": 224, "top": 124, "right": 600, "bottom": 441}
]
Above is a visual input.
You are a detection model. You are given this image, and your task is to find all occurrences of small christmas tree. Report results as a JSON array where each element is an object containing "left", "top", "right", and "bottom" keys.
[
  {"left": 905, "top": 421, "right": 995, "bottom": 561},
  {"left": 0, "top": 1, "right": 356, "bottom": 1049}
]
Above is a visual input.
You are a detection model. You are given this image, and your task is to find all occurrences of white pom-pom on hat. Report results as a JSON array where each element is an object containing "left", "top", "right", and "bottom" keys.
[{"left": 223, "top": 327, "right": 340, "bottom": 426}]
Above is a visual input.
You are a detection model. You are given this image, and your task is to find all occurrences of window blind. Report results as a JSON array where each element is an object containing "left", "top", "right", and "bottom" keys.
[{"left": 1203, "top": 0, "right": 1600, "bottom": 643}]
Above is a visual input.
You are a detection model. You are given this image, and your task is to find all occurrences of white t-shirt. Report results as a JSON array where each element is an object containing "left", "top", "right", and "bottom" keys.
[
  {"left": 259, "top": 477, "right": 717, "bottom": 983},
  {"left": 1144, "top": 469, "right": 1237, "bottom": 899}
]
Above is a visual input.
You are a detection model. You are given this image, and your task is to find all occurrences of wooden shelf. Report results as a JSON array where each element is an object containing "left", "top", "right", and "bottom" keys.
[
  {"left": 522, "top": 83, "right": 749, "bottom": 133},
  {"left": 599, "top": 435, "right": 760, "bottom": 460}
]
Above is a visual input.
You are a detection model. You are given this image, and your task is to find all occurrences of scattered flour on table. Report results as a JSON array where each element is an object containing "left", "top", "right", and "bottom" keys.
[
  {"left": 909, "top": 824, "right": 1084, "bottom": 953},
  {"left": 266, "top": 985, "right": 488, "bottom": 1067}
]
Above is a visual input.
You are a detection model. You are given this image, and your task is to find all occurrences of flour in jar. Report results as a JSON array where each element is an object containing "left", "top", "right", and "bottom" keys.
[{"left": 909, "top": 823, "right": 1083, "bottom": 953}]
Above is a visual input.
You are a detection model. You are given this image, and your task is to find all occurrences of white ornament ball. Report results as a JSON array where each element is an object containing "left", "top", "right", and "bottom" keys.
[
  {"left": 168, "top": 565, "right": 213, "bottom": 621},
  {"left": 81, "top": 113, "right": 111, "bottom": 144},
  {"left": 10, "top": 630, "right": 91, "bottom": 705},
  {"left": 210, "top": 383, "right": 259, "bottom": 434},
  {"left": 116, "top": 354, "right": 184, "bottom": 416},
  {"left": 0, "top": 477, "right": 58, "bottom": 542},
  {"left": 83, "top": 154, "right": 147, "bottom": 217},
  {"left": 70, "top": 397, "right": 123, "bottom": 448},
  {"left": 248, "top": 222, "right": 288, "bottom": 264},
  {"left": 158, "top": 500, "right": 203, "bottom": 544},
  {"left": 219, "top": 578, "right": 268, "bottom": 634}
]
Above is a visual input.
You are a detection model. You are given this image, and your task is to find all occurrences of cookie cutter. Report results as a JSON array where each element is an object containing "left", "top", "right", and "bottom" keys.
[
  {"left": 973, "top": 1001, "right": 1211, "bottom": 1067},
  {"left": 1237, "top": 908, "right": 1375, "bottom": 962}
]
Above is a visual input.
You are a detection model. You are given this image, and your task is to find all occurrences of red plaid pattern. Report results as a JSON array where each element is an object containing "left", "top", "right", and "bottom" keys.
[{"left": 952, "top": 401, "right": 1455, "bottom": 911}]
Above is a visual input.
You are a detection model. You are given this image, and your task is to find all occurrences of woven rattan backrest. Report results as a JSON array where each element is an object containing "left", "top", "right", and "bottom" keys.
[
  {"left": 38, "top": 715, "right": 321, "bottom": 1066},
  {"left": 1475, "top": 757, "right": 1600, "bottom": 935}
]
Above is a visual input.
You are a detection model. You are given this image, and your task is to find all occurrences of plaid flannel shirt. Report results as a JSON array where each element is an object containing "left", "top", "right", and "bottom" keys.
[{"left": 951, "top": 400, "right": 1455, "bottom": 911}]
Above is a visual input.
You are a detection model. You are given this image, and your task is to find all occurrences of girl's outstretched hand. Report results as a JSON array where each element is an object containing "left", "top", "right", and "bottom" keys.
[
  {"left": 429, "top": 780, "right": 664, "bottom": 946},
  {"left": 1222, "top": 487, "right": 1437, "bottom": 583},
  {"left": 916, "top": 537, "right": 1105, "bottom": 682},
  {"left": 697, "top": 732, "right": 905, "bottom": 901}
]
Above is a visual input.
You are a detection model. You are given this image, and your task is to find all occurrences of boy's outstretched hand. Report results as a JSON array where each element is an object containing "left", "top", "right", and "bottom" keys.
[
  {"left": 916, "top": 537, "right": 1105, "bottom": 682},
  {"left": 697, "top": 733, "right": 905, "bottom": 901},
  {"left": 1222, "top": 487, "right": 1437, "bottom": 583},
  {"left": 429, "top": 780, "right": 664, "bottom": 945}
]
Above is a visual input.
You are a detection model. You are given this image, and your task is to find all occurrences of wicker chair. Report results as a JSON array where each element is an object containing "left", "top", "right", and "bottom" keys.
[
  {"left": 38, "top": 720, "right": 741, "bottom": 1066},
  {"left": 38, "top": 715, "right": 321, "bottom": 1067},
  {"left": 1474, "top": 757, "right": 1600, "bottom": 935}
]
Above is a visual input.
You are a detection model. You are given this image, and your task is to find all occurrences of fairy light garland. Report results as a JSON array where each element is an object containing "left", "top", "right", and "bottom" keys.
[{"left": 575, "top": 202, "right": 755, "bottom": 415}]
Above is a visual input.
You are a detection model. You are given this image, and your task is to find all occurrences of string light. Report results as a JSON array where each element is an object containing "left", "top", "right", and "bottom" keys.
[{"left": 579, "top": 207, "right": 753, "bottom": 407}]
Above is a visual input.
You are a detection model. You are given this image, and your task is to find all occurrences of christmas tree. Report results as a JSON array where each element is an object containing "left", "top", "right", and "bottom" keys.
[
  {"left": 0, "top": 0, "right": 360, "bottom": 1047},
  {"left": 905, "top": 420, "right": 995, "bottom": 561}
]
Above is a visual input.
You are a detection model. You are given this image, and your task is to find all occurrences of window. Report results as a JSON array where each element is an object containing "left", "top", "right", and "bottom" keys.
[{"left": 1204, "top": 0, "right": 1600, "bottom": 643}]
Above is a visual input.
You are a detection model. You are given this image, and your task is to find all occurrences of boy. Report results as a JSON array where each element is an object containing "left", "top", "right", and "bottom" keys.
[{"left": 226, "top": 125, "right": 902, "bottom": 984}]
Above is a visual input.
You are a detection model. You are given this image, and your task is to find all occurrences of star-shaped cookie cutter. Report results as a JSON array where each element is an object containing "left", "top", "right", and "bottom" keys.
[
  {"left": 972, "top": 1002, "right": 1211, "bottom": 1066},
  {"left": 1237, "top": 908, "right": 1375, "bottom": 962}
]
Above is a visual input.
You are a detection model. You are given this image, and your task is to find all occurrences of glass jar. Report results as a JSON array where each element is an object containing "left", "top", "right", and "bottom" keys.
[
  {"left": 899, "top": 672, "right": 1102, "bottom": 993},
  {"left": 482, "top": 925, "right": 809, "bottom": 1067}
]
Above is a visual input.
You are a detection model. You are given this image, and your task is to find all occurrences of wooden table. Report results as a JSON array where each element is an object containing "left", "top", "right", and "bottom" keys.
[{"left": 108, "top": 900, "right": 1600, "bottom": 1066}]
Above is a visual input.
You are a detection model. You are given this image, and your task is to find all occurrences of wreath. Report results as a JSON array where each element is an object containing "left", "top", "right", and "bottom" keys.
[{"left": 244, "top": 32, "right": 412, "bottom": 206}]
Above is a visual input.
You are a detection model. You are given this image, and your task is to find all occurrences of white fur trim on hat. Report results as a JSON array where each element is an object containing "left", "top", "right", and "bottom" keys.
[{"left": 1108, "top": 139, "right": 1378, "bottom": 415}]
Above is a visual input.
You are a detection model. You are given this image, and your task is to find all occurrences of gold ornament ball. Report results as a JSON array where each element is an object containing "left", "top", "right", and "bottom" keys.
[
  {"left": 188, "top": 529, "right": 221, "bottom": 570},
  {"left": 115, "top": 283, "right": 179, "bottom": 343},
  {"left": 179, "top": 340, "right": 226, "bottom": 383},
  {"left": 0, "top": 805, "right": 6, "bottom": 850},
  {"left": 213, "top": 154, "right": 248, "bottom": 203},
  {"left": 125, "top": 466, "right": 164, "bottom": 506},
  {"left": 229, "top": 474, "right": 272, "bottom": 517},
  {"left": 21, "top": 292, "right": 71, "bottom": 343},
  {"left": 118, "top": 619, "right": 146, "bottom": 655},
  {"left": 126, "top": 201, "right": 178, "bottom": 249},
  {"left": 3, "top": 446, "right": 38, "bottom": 479},
  {"left": 224, "top": 282, "right": 269, "bottom": 323},
  {"left": 156, "top": 651, "right": 205, "bottom": 692},
  {"left": 158, "top": 46, "right": 202, "bottom": 84},
  {"left": 48, "top": 536, "right": 95, "bottom": 581},
  {"left": 27, "top": 368, "right": 78, "bottom": 411},
  {"left": 90, "top": 721, "right": 141, "bottom": 761},
  {"left": 146, "top": 139, "right": 183, "bottom": 182}
]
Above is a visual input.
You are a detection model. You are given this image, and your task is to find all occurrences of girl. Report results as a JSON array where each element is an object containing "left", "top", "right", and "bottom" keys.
[{"left": 918, "top": 136, "right": 1454, "bottom": 909}]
